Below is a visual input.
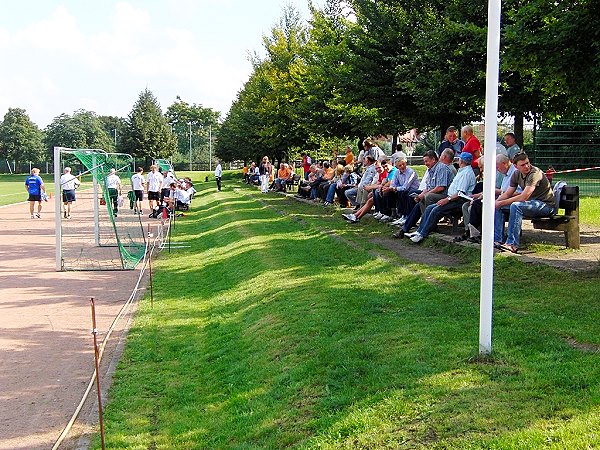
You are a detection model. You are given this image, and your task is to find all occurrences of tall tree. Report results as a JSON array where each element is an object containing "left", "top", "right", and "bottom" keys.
[
  {"left": 165, "top": 97, "right": 220, "bottom": 165},
  {"left": 44, "top": 109, "right": 112, "bottom": 154},
  {"left": 0, "top": 108, "right": 44, "bottom": 163},
  {"left": 121, "top": 89, "right": 177, "bottom": 160}
]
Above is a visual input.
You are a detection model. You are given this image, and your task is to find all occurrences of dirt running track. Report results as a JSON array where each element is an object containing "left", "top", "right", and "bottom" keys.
[{"left": 0, "top": 197, "right": 147, "bottom": 449}]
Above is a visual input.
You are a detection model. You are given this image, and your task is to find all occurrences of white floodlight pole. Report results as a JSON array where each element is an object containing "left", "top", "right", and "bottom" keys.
[
  {"left": 209, "top": 124, "right": 212, "bottom": 171},
  {"left": 479, "top": 0, "right": 502, "bottom": 355},
  {"left": 189, "top": 121, "right": 193, "bottom": 171},
  {"left": 54, "top": 147, "right": 62, "bottom": 271}
]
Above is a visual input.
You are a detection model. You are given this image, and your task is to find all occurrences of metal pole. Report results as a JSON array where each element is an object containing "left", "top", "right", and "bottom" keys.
[
  {"left": 90, "top": 297, "right": 106, "bottom": 450},
  {"left": 479, "top": 0, "right": 502, "bottom": 356},
  {"left": 209, "top": 124, "right": 212, "bottom": 171},
  {"left": 189, "top": 122, "right": 192, "bottom": 172},
  {"left": 54, "top": 147, "right": 62, "bottom": 271}
]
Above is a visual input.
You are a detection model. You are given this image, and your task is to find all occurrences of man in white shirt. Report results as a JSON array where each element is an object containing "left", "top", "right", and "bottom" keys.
[
  {"left": 105, "top": 168, "right": 122, "bottom": 216},
  {"left": 60, "top": 166, "right": 80, "bottom": 219},
  {"left": 162, "top": 170, "right": 176, "bottom": 202},
  {"left": 214, "top": 159, "right": 223, "bottom": 191},
  {"left": 131, "top": 167, "right": 145, "bottom": 214},
  {"left": 146, "top": 165, "right": 163, "bottom": 210}
]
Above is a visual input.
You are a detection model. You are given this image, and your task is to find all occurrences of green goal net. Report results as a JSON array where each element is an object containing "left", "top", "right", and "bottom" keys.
[{"left": 54, "top": 147, "right": 147, "bottom": 271}]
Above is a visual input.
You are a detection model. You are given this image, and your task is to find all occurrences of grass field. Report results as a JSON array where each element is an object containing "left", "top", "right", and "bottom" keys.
[{"left": 92, "top": 180, "right": 600, "bottom": 449}]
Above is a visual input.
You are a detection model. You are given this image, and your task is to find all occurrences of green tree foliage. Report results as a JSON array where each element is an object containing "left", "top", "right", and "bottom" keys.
[
  {"left": 504, "top": 0, "right": 600, "bottom": 118},
  {"left": 0, "top": 108, "right": 45, "bottom": 163},
  {"left": 121, "top": 89, "right": 177, "bottom": 160},
  {"left": 44, "top": 109, "right": 113, "bottom": 155},
  {"left": 98, "top": 115, "right": 127, "bottom": 151},
  {"left": 219, "top": 0, "right": 600, "bottom": 161},
  {"left": 165, "top": 97, "right": 220, "bottom": 165}
]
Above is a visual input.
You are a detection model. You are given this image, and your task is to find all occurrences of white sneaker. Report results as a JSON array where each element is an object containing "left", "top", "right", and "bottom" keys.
[
  {"left": 410, "top": 233, "right": 424, "bottom": 243},
  {"left": 405, "top": 231, "right": 418, "bottom": 238},
  {"left": 379, "top": 215, "right": 391, "bottom": 222},
  {"left": 373, "top": 212, "right": 383, "bottom": 219},
  {"left": 390, "top": 218, "right": 404, "bottom": 226}
]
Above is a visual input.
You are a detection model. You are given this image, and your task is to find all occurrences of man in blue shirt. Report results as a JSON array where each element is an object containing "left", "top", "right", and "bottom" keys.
[
  {"left": 25, "top": 168, "right": 45, "bottom": 219},
  {"left": 407, "top": 152, "right": 476, "bottom": 243},
  {"left": 392, "top": 150, "right": 455, "bottom": 238}
]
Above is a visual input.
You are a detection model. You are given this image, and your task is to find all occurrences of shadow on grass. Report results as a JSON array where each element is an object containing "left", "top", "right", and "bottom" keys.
[{"left": 98, "top": 184, "right": 600, "bottom": 449}]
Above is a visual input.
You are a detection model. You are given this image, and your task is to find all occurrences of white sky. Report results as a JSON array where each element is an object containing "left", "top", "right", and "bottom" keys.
[{"left": 0, "top": 0, "right": 319, "bottom": 128}]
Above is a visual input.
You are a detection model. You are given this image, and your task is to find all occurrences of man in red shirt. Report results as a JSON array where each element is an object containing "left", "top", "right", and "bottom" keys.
[
  {"left": 461, "top": 125, "right": 482, "bottom": 171},
  {"left": 301, "top": 153, "right": 312, "bottom": 180}
]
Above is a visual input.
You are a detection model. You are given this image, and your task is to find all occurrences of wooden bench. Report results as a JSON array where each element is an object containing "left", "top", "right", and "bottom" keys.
[{"left": 530, "top": 185, "right": 580, "bottom": 249}]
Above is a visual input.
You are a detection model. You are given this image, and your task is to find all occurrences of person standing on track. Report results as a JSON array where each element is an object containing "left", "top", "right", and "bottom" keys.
[
  {"left": 60, "top": 166, "right": 80, "bottom": 219},
  {"left": 105, "top": 168, "right": 122, "bottom": 217},
  {"left": 214, "top": 159, "right": 223, "bottom": 191},
  {"left": 25, "top": 168, "right": 45, "bottom": 219},
  {"left": 131, "top": 167, "right": 145, "bottom": 214},
  {"left": 146, "top": 164, "right": 163, "bottom": 211}
]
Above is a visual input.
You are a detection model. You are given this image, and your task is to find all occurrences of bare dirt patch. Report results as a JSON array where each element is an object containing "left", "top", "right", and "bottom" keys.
[{"left": 0, "top": 199, "right": 149, "bottom": 450}]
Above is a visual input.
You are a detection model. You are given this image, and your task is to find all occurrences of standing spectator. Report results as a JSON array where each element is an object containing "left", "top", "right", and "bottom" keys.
[
  {"left": 259, "top": 156, "right": 273, "bottom": 193},
  {"left": 460, "top": 125, "right": 482, "bottom": 170},
  {"left": 437, "top": 126, "right": 465, "bottom": 157},
  {"left": 146, "top": 164, "right": 163, "bottom": 211},
  {"left": 301, "top": 153, "right": 312, "bottom": 180},
  {"left": 344, "top": 146, "right": 354, "bottom": 166},
  {"left": 504, "top": 132, "right": 521, "bottom": 160},
  {"left": 214, "top": 159, "right": 223, "bottom": 191},
  {"left": 363, "top": 139, "right": 386, "bottom": 161},
  {"left": 131, "top": 167, "right": 145, "bottom": 214},
  {"left": 106, "top": 168, "right": 122, "bottom": 217},
  {"left": 60, "top": 166, "right": 80, "bottom": 219},
  {"left": 389, "top": 144, "right": 407, "bottom": 165},
  {"left": 25, "top": 168, "right": 45, "bottom": 219}
]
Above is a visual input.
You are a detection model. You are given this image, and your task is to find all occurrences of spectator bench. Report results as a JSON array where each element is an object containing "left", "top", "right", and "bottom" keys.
[
  {"left": 446, "top": 185, "right": 579, "bottom": 249},
  {"left": 529, "top": 185, "right": 580, "bottom": 249}
]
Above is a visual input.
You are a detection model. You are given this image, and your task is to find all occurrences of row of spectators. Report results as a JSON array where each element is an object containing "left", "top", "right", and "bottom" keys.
[{"left": 284, "top": 127, "right": 553, "bottom": 253}]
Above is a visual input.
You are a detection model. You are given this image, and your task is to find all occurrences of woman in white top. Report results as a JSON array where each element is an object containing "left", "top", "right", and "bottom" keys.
[{"left": 214, "top": 160, "right": 223, "bottom": 191}]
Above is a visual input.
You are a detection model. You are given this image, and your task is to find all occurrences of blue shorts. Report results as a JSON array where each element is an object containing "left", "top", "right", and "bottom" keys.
[{"left": 62, "top": 189, "right": 76, "bottom": 203}]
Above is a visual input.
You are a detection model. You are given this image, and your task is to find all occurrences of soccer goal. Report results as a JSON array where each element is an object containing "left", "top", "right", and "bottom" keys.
[{"left": 54, "top": 147, "right": 148, "bottom": 271}]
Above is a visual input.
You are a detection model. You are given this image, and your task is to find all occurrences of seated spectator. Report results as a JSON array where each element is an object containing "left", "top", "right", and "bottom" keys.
[
  {"left": 346, "top": 155, "right": 377, "bottom": 208},
  {"left": 392, "top": 150, "right": 454, "bottom": 238},
  {"left": 342, "top": 161, "right": 386, "bottom": 223},
  {"left": 440, "top": 148, "right": 457, "bottom": 176},
  {"left": 323, "top": 165, "right": 346, "bottom": 206},
  {"left": 372, "top": 159, "right": 397, "bottom": 222},
  {"left": 493, "top": 152, "right": 555, "bottom": 253},
  {"left": 405, "top": 152, "right": 476, "bottom": 242},
  {"left": 331, "top": 165, "right": 359, "bottom": 207},
  {"left": 437, "top": 126, "right": 464, "bottom": 157},
  {"left": 383, "top": 157, "right": 420, "bottom": 225},
  {"left": 273, "top": 163, "right": 293, "bottom": 192},
  {"left": 296, "top": 165, "right": 318, "bottom": 199}
]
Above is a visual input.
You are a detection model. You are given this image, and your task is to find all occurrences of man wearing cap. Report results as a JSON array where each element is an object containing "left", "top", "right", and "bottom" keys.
[{"left": 406, "top": 152, "right": 477, "bottom": 243}]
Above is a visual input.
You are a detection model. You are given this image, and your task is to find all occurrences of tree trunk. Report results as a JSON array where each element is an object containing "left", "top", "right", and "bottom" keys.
[{"left": 513, "top": 112, "right": 524, "bottom": 148}]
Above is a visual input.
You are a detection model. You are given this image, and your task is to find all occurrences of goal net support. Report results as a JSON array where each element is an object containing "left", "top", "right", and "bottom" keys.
[{"left": 54, "top": 147, "right": 147, "bottom": 271}]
